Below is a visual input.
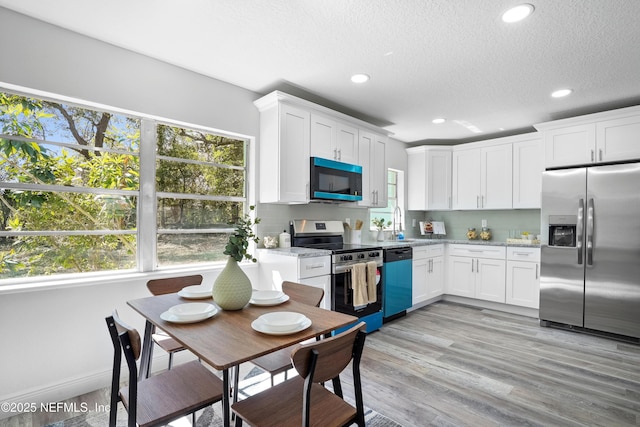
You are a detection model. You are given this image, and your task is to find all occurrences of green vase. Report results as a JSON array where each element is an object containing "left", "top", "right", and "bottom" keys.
[{"left": 212, "top": 256, "right": 252, "bottom": 310}]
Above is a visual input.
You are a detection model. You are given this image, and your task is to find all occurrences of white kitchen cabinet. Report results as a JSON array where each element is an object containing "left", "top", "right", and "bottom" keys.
[
  {"left": 412, "top": 247, "right": 428, "bottom": 304},
  {"left": 258, "top": 251, "right": 331, "bottom": 310},
  {"left": 452, "top": 143, "right": 512, "bottom": 210},
  {"left": 358, "top": 131, "right": 387, "bottom": 207},
  {"left": 543, "top": 124, "right": 596, "bottom": 168},
  {"left": 310, "top": 113, "right": 358, "bottom": 164},
  {"left": 506, "top": 247, "right": 540, "bottom": 309},
  {"left": 536, "top": 105, "right": 640, "bottom": 168},
  {"left": 512, "top": 135, "right": 543, "bottom": 209},
  {"left": 596, "top": 114, "right": 640, "bottom": 163},
  {"left": 406, "top": 146, "right": 452, "bottom": 211},
  {"left": 412, "top": 244, "right": 444, "bottom": 305},
  {"left": 447, "top": 244, "right": 506, "bottom": 303},
  {"left": 254, "top": 96, "right": 310, "bottom": 204}
]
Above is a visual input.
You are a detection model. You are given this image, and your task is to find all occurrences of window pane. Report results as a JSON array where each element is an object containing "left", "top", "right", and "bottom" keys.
[
  {"left": 157, "top": 199, "right": 243, "bottom": 229},
  {"left": 157, "top": 125, "right": 244, "bottom": 166},
  {"left": 0, "top": 189, "right": 136, "bottom": 231},
  {"left": 0, "top": 234, "right": 136, "bottom": 279},
  {"left": 157, "top": 233, "right": 230, "bottom": 266},
  {"left": 156, "top": 159, "right": 244, "bottom": 197}
]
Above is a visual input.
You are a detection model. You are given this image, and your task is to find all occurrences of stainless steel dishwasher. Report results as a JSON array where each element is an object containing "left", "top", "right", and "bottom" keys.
[{"left": 382, "top": 246, "right": 413, "bottom": 322}]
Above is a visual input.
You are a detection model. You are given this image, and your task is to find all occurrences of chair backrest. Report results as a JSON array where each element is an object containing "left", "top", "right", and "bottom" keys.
[
  {"left": 291, "top": 321, "right": 366, "bottom": 384},
  {"left": 282, "top": 281, "right": 324, "bottom": 307},
  {"left": 105, "top": 310, "right": 142, "bottom": 427},
  {"left": 147, "top": 274, "right": 203, "bottom": 296}
]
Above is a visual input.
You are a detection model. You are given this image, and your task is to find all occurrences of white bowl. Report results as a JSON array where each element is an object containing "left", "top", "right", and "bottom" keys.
[
  {"left": 251, "top": 290, "right": 284, "bottom": 301},
  {"left": 168, "top": 303, "right": 216, "bottom": 321},
  {"left": 258, "top": 312, "right": 306, "bottom": 332}
]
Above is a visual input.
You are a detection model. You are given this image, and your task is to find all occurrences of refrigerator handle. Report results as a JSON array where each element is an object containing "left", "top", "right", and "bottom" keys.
[
  {"left": 577, "top": 198, "right": 584, "bottom": 265},
  {"left": 587, "top": 198, "right": 594, "bottom": 265}
]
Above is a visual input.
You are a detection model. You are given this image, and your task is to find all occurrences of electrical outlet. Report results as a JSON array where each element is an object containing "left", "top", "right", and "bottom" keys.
[
  {"left": 345, "top": 218, "right": 350, "bottom": 227},
  {"left": 412, "top": 219, "right": 416, "bottom": 227}
]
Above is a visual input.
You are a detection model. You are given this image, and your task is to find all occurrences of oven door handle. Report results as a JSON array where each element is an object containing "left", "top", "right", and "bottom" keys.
[{"left": 344, "top": 270, "right": 350, "bottom": 305}]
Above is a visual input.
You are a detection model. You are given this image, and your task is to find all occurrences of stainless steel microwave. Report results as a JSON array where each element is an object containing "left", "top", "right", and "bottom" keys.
[{"left": 310, "top": 157, "right": 363, "bottom": 202}]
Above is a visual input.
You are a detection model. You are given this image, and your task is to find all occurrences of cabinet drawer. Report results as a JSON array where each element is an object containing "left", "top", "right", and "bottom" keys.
[
  {"left": 507, "top": 247, "right": 540, "bottom": 262},
  {"left": 298, "top": 256, "right": 331, "bottom": 278},
  {"left": 412, "top": 246, "right": 428, "bottom": 260},
  {"left": 448, "top": 244, "right": 506, "bottom": 259},
  {"left": 426, "top": 244, "right": 445, "bottom": 257}
]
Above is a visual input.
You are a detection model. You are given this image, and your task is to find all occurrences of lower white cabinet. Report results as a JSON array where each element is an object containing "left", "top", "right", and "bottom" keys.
[
  {"left": 447, "top": 244, "right": 506, "bottom": 303},
  {"left": 412, "top": 245, "right": 444, "bottom": 305},
  {"left": 258, "top": 251, "right": 331, "bottom": 309},
  {"left": 506, "top": 247, "right": 540, "bottom": 309}
]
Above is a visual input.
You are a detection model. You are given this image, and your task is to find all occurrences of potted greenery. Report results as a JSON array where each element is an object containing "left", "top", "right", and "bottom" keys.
[
  {"left": 372, "top": 217, "right": 391, "bottom": 241},
  {"left": 213, "top": 206, "right": 261, "bottom": 310}
]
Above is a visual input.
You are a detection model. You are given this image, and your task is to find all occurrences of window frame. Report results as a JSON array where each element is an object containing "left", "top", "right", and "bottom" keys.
[{"left": 0, "top": 85, "right": 255, "bottom": 285}]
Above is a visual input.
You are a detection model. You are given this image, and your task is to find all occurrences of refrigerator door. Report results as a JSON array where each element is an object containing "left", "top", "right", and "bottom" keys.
[
  {"left": 540, "top": 168, "right": 586, "bottom": 326},
  {"left": 584, "top": 163, "right": 640, "bottom": 338}
]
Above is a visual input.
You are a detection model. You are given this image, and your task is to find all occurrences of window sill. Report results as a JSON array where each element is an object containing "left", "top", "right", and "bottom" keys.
[{"left": 0, "top": 262, "right": 259, "bottom": 295}]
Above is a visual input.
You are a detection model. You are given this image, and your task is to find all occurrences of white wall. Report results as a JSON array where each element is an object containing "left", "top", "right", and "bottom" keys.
[{"left": 0, "top": 8, "right": 264, "bottom": 415}]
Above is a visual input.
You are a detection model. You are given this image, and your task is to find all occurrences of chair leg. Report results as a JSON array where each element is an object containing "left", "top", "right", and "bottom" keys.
[
  {"left": 168, "top": 352, "right": 174, "bottom": 370},
  {"left": 270, "top": 374, "right": 274, "bottom": 387},
  {"left": 192, "top": 411, "right": 196, "bottom": 426},
  {"left": 234, "top": 413, "right": 243, "bottom": 427}
]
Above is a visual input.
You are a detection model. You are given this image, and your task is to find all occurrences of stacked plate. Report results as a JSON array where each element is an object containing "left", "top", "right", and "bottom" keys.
[
  {"left": 251, "top": 311, "right": 311, "bottom": 335},
  {"left": 249, "top": 290, "right": 290, "bottom": 306},
  {"left": 178, "top": 285, "right": 213, "bottom": 299},
  {"left": 160, "top": 302, "right": 218, "bottom": 324}
]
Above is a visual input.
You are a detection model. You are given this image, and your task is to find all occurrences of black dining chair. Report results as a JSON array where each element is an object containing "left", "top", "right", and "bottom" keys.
[
  {"left": 232, "top": 321, "right": 367, "bottom": 427},
  {"left": 146, "top": 274, "right": 203, "bottom": 370},
  {"left": 105, "top": 310, "right": 224, "bottom": 427},
  {"left": 250, "top": 281, "right": 325, "bottom": 386}
]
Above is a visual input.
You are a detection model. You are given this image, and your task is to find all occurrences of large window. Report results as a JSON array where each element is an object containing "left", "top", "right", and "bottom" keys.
[{"left": 0, "top": 91, "right": 249, "bottom": 281}]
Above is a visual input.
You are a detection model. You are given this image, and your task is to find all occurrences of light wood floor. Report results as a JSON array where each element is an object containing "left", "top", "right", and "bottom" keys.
[
  {"left": 346, "top": 301, "right": 640, "bottom": 426},
  {"left": 3, "top": 302, "right": 639, "bottom": 427}
]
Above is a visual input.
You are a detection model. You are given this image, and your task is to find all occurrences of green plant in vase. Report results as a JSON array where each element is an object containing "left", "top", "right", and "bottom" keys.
[
  {"left": 372, "top": 217, "right": 391, "bottom": 241},
  {"left": 213, "top": 206, "right": 261, "bottom": 310},
  {"left": 224, "top": 205, "right": 261, "bottom": 262}
]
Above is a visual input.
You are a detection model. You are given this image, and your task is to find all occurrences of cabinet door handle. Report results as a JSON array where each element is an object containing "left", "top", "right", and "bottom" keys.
[
  {"left": 514, "top": 252, "right": 530, "bottom": 256},
  {"left": 535, "top": 264, "right": 539, "bottom": 279},
  {"left": 599, "top": 149, "right": 603, "bottom": 162},
  {"left": 476, "top": 259, "right": 480, "bottom": 274},
  {"left": 481, "top": 195, "right": 484, "bottom": 208},
  {"left": 477, "top": 196, "right": 480, "bottom": 208},
  {"left": 338, "top": 149, "right": 342, "bottom": 160},
  {"left": 591, "top": 149, "right": 595, "bottom": 162},
  {"left": 471, "top": 259, "right": 474, "bottom": 273},
  {"left": 430, "top": 258, "right": 433, "bottom": 273},
  {"left": 334, "top": 148, "right": 338, "bottom": 160}
]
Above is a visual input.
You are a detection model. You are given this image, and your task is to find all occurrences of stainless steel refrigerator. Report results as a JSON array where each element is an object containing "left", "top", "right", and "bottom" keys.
[{"left": 540, "top": 162, "right": 640, "bottom": 340}]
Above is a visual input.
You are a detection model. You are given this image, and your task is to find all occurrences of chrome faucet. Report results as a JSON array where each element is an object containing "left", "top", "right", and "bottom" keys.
[{"left": 392, "top": 206, "right": 402, "bottom": 240}]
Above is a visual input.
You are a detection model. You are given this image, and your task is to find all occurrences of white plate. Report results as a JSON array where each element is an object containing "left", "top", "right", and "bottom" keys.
[
  {"left": 160, "top": 307, "right": 218, "bottom": 324},
  {"left": 249, "top": 294, "right": 290, "bottom": 306},
  {"left": 257, "top": 311, "right": 307, "bottom": 332},
  {"left": 251, "top": 316, "right": 311, "bottom": 335},
  {"left": 168, "top": 303, "right": 216, "bottom": 321},
  {"left": 251, "top": 290, "right": 285, "bottom": 301},
  {"left": 178, "top": 285, "right": 212, "bottom": 299}
]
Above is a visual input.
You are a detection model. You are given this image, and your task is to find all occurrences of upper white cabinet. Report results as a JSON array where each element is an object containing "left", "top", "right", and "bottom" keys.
[
  {"left": 254, "top": 91, "right": 389, "bottom": 204},
  {"left": 452, "top": 143, "right": 512, "bottom": 210},
  {"left": 310, "top": 113, "right": 358, "bottom": 164},
  {"left": 254, "top": 98, "right": 310, "bottom": 204},
  {"left": 535, "top": 105, "right": 640, "bottom": 168},
  {"left": 513, "top": 135, "right": 543, "bottom": 209},
  {"left": 406, "top": 146, "right": 452, "bottom": 211},
  {"left": 358, "top": 131, "right": 387, "bottom": 207}
]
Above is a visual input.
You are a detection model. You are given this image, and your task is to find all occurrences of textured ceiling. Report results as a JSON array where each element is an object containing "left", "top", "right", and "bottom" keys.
[{"left": 1, "top": 0, "right": 640, "bottom": 144}]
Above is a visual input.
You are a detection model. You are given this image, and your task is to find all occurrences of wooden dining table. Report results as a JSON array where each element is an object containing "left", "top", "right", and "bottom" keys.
[{"left": 127, "top": 292, "right": 358, "bottom": 427}]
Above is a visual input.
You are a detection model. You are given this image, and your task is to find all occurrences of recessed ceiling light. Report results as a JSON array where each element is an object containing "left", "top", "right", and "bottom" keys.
[
  {"left": 502, "top": 4, "right": 534, "bottom": 23},
  {"left": 351, "top": 74, "right": 370, "bottom": 84},
  {"left": 551, "top": 88, "right": 573, "bottom": 98},
  {"left": 432, "top": 118, "right": 446, "bottom": 124}
]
